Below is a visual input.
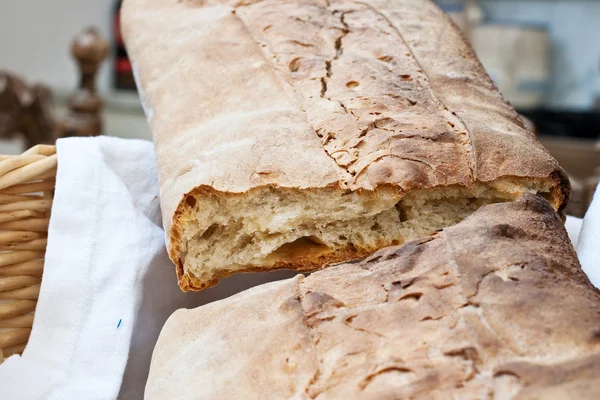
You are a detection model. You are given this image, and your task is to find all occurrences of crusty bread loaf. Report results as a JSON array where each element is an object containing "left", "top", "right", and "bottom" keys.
[
  {"left": 122, "top": 0, "right": 569, "bottom": 291},
  {"left": 145, "top": 195, "right": 600, "bottom": 399}
]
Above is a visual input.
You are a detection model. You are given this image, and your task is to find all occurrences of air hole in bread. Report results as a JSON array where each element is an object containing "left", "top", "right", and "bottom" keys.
[
  {"left": 185, "top": 195, "right": 196, "bottom": 207},
  {"left": 346, "top": 81, "right": 360, "bottom": 89},
  {"left": 200, "top": 223, "right": 220, "bottom": 241},
  {"left": 270, "top": 236, "right": 330, "bottom": 262}
]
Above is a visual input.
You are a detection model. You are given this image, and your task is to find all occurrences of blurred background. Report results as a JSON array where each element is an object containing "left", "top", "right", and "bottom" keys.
[{"left": 0, "top": 0, "right": 599, "bottom": 215}]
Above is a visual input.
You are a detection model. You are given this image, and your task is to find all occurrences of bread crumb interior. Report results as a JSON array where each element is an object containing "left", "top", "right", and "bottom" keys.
[{"left": 179, "top": 180, "right": 551, "bottom": 285}]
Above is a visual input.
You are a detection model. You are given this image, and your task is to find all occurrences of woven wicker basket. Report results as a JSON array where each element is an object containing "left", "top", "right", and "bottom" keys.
[{"left": 0, "top": 144, "right": 56, "bottom": 363}]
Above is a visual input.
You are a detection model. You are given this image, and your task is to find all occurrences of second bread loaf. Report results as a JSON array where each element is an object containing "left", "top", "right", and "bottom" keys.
[{"left": 145, "top": 195, "right": 600, "bottom": 399}]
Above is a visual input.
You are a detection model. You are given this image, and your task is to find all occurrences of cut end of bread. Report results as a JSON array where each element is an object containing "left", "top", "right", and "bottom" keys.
[{"left": 171, "top": 179, "right": 559, "bottom": 291}]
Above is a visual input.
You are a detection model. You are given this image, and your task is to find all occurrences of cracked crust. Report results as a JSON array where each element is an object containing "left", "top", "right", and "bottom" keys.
[
  {"left": 145, "top": 195, "right": 600, "bottom": 399},
  {"left": 121, "top": 0, "right": 569, "bottom": 290}
]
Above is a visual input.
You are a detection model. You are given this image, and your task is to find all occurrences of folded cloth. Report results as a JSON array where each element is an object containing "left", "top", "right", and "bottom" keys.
[
  {"left": 0, "top": 136, "right": 598, "bottom": 399},
  {"left": 566, "top": 215, "right": 583, "bottom": 248},
  {"left": 576, "top": 188, "right": 600, "bottom": 288},
  {"left": 0, "top": 137, "right": 294, "bottom": 400}
]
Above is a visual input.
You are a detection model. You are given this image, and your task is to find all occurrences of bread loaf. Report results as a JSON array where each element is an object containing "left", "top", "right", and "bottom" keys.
[
  {"left": 122, "top": 0, "right": 569, "bottom": 290},
  {"left": 145, "top": 195, "right": 600, "bottom": 399}
]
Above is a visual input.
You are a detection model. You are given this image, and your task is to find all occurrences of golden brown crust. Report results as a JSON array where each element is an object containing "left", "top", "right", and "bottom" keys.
[
  {"left": 145, "top": 195, "right": 600, "bottom": 399},
  {"left": 122, "top": 0, "right": 569, "bottom": 290},
  {"left": 548, "top": 169, "right": 571, "bottom": 219},
  {"left": 178, "top": 247, "right": 372, "bottom": 292}
]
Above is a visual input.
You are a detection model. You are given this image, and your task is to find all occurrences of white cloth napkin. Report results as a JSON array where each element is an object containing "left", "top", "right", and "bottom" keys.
[
  {"left": 0, "top": 136, "right": 598, "bottom": 399},
  {"left": 572, "top": 188, "right": 600, "bottom": 288},
  {"left": 0, "top": 137, "right": 294, "bottom": 400}
]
